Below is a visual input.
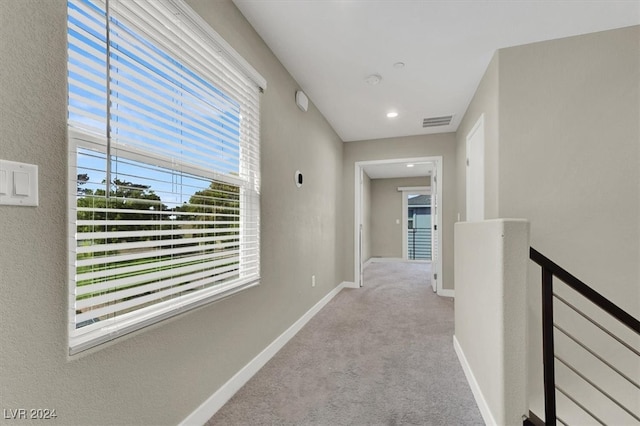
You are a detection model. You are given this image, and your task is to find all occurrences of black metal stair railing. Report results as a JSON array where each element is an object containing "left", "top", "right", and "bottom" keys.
[
  {"left": 528, "top": 247, "right": 640, "bottom": 426},
  {"left": 407, "top": 227, "right": 431, "bottom": 260}
]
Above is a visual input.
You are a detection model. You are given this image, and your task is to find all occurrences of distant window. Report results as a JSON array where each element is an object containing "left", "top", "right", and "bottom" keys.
[{"left": 67, "top": 0, "right": 265, "bottom": 355}]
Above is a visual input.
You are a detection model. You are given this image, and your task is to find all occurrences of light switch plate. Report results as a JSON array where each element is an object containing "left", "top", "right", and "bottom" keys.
[
  {"left": 14, "top": 171, "right": 30, "bottom": 196},
  {"left": 0, "top": 170, "right": 7, "bottom": 195},
  {"left": 0, "top": 160, "right": 38, "bottom": 206}
]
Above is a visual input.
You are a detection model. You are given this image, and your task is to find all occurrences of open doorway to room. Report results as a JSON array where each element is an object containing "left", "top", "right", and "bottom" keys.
[
  {"left": 354, "top": 157, "right": 443, "bottom": 294},
  {"left": 402, "top": 189, "right": 431, "bottom": 261}
]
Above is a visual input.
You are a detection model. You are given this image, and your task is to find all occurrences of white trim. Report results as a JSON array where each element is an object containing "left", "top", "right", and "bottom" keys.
[
  {"left": 341, "top": 281, "right": 359, "bottom": 289},
  {"left": 180, "top": 282, "right": 350, "bottom": 426},
  {"left": 465, "top": 114, "right": 485, "bottom": 222},
  {"left": 397, "top": 186, "right": 431, "bottom": 193},
  {"left": 171, "top": 0, "right": 266, "bottom": 90},
  {"left": 431, "top": 160, "right": 443, "bottom": 292},
  {"left": 354, "top": 157, "right": 443, "bottom": 293},
  {"left": 453, "top": 335, "right": 496, "bottom": 426},
  {"left": 368, "top": 257, "right": 421, "bottom": 263},
  {"left": 369, "top": 257, "right": 405, "bottom": 263},
  {"left": 355, "top": 165, "right": 363, "bottom": 287},
  {"left": 438, "top": 288, "right": 455, "bottom": 298}
]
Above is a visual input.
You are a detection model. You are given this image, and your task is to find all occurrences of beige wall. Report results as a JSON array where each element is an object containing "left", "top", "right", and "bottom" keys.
[
  {"left": 3, "top": 0, "right": 634, "bottom": 423},
  {"left": 342, "top": 134, "right": 457, "bottom": 289},
  {"left": 498, "top": 26, "right": 640, "bottom": 419},
  {"left": 456, "top": 52, "right": 500, "bottom": 221},
  {"left": 456, "top": 25, "right": 640, "bottom": 314},
  {"left": 499, "top": 26, "right": 639, "bottom": 312},
  {"left": 0, "top": 0, "right": 344, "bottom": 424},
  {"left": 370, "top": 177, "right": 430, "bottom": 258},
  {"left": 456, "top": 25, "right": 639, "bottom": 420},
  {"left": 454, "top": 219, "right": 529, "bottom": 425}
]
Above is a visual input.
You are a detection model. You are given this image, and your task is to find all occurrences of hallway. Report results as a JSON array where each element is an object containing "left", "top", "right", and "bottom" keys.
[{"left": 209, "top": 262, "right": 483, "bottom": 425}]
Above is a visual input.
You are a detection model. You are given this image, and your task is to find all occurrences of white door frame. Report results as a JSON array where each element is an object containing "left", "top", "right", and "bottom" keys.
[
  {"left": 466, "top": 114, "right": 485, "bottom": 222},
  {"left": 354, "top": 156, "right": 444, "bottom": 294}
]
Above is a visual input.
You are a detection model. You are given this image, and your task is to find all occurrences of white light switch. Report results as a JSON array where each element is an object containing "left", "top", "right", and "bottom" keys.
[
  {"left": 0, "top": 159, "right": 38, "bottom": 206},
  {"left": 0, "top": 170, "right": 6, "bottom": 195},
  {"left": 14, "top": 171, "right": 30, "bottom": 196}
]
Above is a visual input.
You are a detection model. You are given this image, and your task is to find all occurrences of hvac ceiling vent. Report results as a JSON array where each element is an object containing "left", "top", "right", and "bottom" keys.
[{"left": 422, "top": 115, "right": 454, "bottom": 128}]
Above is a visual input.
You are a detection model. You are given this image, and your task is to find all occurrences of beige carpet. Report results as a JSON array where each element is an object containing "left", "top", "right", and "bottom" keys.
[{"left": 208, "top": 261, "right": 483, "bottom": 425}]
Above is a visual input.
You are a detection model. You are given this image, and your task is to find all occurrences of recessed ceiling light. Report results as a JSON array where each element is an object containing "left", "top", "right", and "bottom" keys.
[
  {"left": 386, "top": 112, "right": 398, "bottom": 118},
  {"left": 406, "top": 164, "right": 414, "bottom": 168},
  {"left": 393, "top": 62, "right": 405, "bottom": 69}
]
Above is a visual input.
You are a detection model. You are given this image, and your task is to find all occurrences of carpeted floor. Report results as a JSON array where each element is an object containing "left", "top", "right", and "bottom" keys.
[{"left": 207, "top": 261, "right": 483, "bottom": 425}]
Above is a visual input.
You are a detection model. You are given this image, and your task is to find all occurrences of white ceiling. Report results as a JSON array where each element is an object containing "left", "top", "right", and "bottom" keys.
[{"left": 233, "top": 0, "right": 640, "bottom": 143}]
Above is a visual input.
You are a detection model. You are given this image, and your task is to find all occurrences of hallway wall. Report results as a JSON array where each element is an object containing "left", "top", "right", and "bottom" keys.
[
  {"left": 456, "top": 25, "right": 639, "bottom": 420},
  {"left": 370, "top": 177, "right": 430, "bottom": 258},
  {"left": 456, "top": 52, "right": 500, "bottom": 221},
  {"left": 498, "top": 26, "right": 640, "bottom": 417},
  {"left": 498, "top": 25, "right": 639, "bottom": 314},
  {"left": 342, "top": 134, "right": 457, "bottom": 289},
  {"left": 0, "top": 0, "right": 344, "bottom": 424}
]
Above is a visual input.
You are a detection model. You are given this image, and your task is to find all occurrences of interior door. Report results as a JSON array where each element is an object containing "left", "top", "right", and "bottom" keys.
[
  {"left": 431, "top": 170, "right": 438, "bottom": 293},
  {"left": 358, "top": 168, "right": 364, "bottom": 287},
  {"left": 466, "top": 114, "right": 485, "bottom": 222},
  {"left": 359, "top": 223, "right": 363, "bottom": 287}
]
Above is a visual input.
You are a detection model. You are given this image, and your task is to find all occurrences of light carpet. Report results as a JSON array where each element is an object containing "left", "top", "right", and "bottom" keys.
[{"left": 207, "top": 261, "right": 483, "bottom": 425}]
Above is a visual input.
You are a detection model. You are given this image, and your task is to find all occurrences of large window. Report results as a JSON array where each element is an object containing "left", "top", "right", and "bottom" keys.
[{"left": 67, "top": 0, "right": 264, "bottom": 354}]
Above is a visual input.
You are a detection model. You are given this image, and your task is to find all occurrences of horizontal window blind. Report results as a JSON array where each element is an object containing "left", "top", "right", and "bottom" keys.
[{"left": 67, "top": 0, "right": 263, "bottom": 354}]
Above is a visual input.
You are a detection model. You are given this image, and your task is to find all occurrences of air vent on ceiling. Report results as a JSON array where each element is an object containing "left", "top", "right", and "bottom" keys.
[{"left": 422, "top": 115, "right": 454, "bottom": 128}]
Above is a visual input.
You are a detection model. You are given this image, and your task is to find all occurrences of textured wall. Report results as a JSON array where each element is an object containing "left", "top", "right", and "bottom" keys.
[
  {"left": 456, "top": 25, "right": 640, "bottom": 422},
  {"left": 499, "top": 26, "right": 639, "bottom": 313},
  {"left": 370, "top": 177, "right": 430, "bottom": 258},
  {"left": 456, "top": 52, "right": 500, "bottom": 221},
  {"left": 0, "top": 0, "right": 344, "bottom": 424},
  {"left": 342, "top": 134, "right": 457, "bottom": 289},
  {"left": 497, "top": 26, "right": 640, "bottom": 421},
  {"left": 454, "top": 219, "right": 529, "bottom": 425}
]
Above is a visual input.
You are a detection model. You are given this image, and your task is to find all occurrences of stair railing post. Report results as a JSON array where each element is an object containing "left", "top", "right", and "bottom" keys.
[{"left": 542, "top": 267, "right": 557, "bottom": 426}]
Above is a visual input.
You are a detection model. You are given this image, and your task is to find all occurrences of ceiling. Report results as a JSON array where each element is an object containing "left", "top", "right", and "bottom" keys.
[{"left": 233, "top": 0, "right": 640, "bottom": 143}]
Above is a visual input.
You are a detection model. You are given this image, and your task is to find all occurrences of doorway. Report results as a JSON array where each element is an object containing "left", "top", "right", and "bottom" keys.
[
  {"left": 354, "top": 156, "right": 443, "bottom": 294},
  {"left": 466, "top": 114, "right": 485, "bottom": 222},
  {"left": 401, "top": 188, "right": 431, "bottom": 261}
]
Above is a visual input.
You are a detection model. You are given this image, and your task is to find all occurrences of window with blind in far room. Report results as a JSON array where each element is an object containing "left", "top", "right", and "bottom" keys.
[{"left": 67, "top": 0, "right": 265, "bottom": 355}]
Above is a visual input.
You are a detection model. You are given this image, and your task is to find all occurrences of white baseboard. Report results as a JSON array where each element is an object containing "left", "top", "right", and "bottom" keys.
[
  {"left": 453, "top": 335, "right": 496, "bottom": 426},
  {"left": 341, "top": 281, "right": 358, "bottom": 289},
  {"left": 368, "top": 257, "right": 431, "bottom": 264},
  {"left": 180, "top": 281, "right": 350, "bottom": 426},
  {"left": 438, "top": 288, "right": 455, "bottom": 298},
  {"left": 368, "top": 257, "right": 405, "bottom": 263}
]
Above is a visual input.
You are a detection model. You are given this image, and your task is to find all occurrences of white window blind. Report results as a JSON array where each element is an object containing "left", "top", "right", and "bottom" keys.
[{"left": 67, "top": 0, "right": 264, "bottom": 355}]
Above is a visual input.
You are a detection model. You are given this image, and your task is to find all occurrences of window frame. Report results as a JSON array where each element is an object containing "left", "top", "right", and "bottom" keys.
[{"left": 67, "top": 0, "right": 264, "bottom": 355}]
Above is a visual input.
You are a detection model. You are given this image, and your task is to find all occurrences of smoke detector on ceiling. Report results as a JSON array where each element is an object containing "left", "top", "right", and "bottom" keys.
[{"left": 364, "top": 74, "right": 382, "bottom": 86}]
